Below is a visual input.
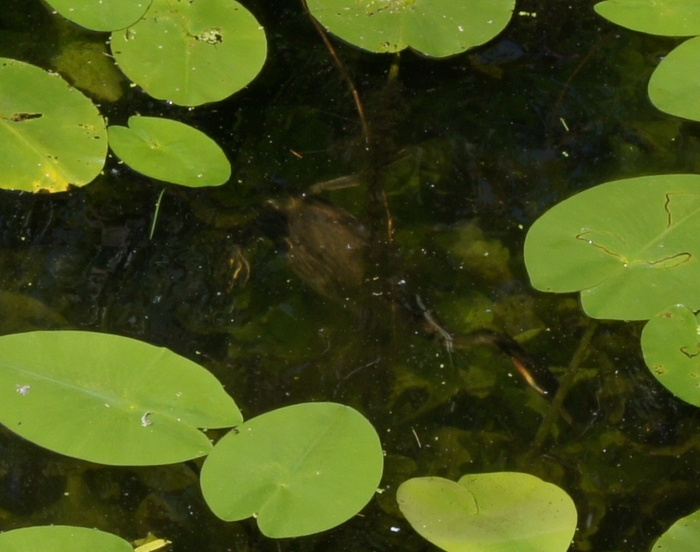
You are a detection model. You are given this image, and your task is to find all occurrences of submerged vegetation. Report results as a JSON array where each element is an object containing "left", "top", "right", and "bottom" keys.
[{"left": 2, "top": 0, "right": 700, "bottom": 550}]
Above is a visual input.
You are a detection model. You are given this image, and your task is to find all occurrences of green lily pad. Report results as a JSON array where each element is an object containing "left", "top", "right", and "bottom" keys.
[
  {"left": 641, "top": 304, "right": 700, "bottom": 407},
  {"left": 110, "top": 0, "right": 267, "bottom": 106},
  {"left": 0, "top": 525, "right": 132, "bottom": 552},
  {"left": 0, "top": 330, "right": 242, "bottom": 465},
  {"left": 107, "top": 116, "right": 231, "bottom": 186},
  {"left": 594, "top": 0, "right": 700, "bottom": 37},
  {"left": 649, "top": 36, "right": 700, "bottom": 123},
  {"left": 0, "top": 58, "right": 107, "bottom": 192},
  {"left": 200, "top": 402, "right": 384, "bottom": 538},
  {"left": 524, "top": 174, "right": 700, "bottom": 321},
  {"left": 397, "top": 473, "right": 577, "bottom": 552},
  {"left": 44, "top": 0, "right": 152, "bottom": 32},
  {"left": 653, "top": 507, "right": 700, "bottom": 550},
  {"left": 306, "top": 0, "right": 514, "bottom": 57}
]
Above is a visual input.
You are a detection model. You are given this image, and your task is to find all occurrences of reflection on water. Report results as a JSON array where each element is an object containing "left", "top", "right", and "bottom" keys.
[{"left": 2, "top": 0, "right": 700, "bottom": 550}]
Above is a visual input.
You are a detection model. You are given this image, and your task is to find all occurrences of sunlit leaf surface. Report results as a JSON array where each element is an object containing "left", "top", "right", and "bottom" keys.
[
  {"left": 595, "top": 0, "right": 700, "bottom": 37},
  {"left": 44, "top": 0, "right": 152, "bottom": 32},
  {"left": 0, "top": 330, "right": 242, "bottom": 465},
  {"left": 201, "top": 402, "right": 383, "bottom": 538},
  {"left": 0, "top": 58, "right": 107, "bottom": 192},
  {"left": 108, "top": 116, "right": 231, "bottom": 187},
  {"left": 525, "top": 175, "right": 700, "bottom": 320},
  {"left": 111, "top": 0, "right": 267, "bottom": 106},
  {"left": 397, "top": 473, "right": 577, "bottom": 551},
  {"left": 653, "top": 506, "right": 700, "bottom": 550},
  {"left": 641, "top": 304, "right": 700, "bottom": 407},
  {"left": 649, "top": 36, "right": 700, "bottom": 123},
  {"left": 0, "top": 525, "right": 132, "bottom": 551},
  {"left": 307, "top": 0, "right": 514, "bottom": 57}
]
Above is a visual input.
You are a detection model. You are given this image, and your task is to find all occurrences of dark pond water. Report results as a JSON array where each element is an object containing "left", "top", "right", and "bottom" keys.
[{"left": 2, "top": 0, "right": 700, "bottom": 550}]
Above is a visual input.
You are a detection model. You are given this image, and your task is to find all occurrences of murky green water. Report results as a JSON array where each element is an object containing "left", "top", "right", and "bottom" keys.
[{"left": 2, "top": 1, "right": 700, "bottom": 550}]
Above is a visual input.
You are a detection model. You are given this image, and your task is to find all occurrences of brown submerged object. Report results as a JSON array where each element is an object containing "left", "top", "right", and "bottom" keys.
[
  {"left": 269, "top": 195, "right": 558, "bottom": 397},
  {"left": 452, "top": 330, "right": 559, "bottom": 396},
  {"left": 268, "top": 196, "right": 368, "bottom": 304}
]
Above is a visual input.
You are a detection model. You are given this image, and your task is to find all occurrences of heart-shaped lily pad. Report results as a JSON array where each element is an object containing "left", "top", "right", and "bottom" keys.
[
  {"left": 200, "top": 402, "right": 384, "bottom": 538},
  {"left": 649, "top": 36, "right": 700, "bottom": 123},
  {"left": 594, "top": 0, "right": 700, "bottom": 37},
  {"left": 524, "top": 174, "right": 700, "bottom": 320},
  {"left": 307, "top": 0, "right": 514, "bottom": 57},
  {"left": 397, "top": 473, "right": 576, "bottom": 552},
  {"left": 0, "top": 330, "right": 241, "bottom": 465},
  {"left": 110, "top": 0, "right": 267, "bottom": 106},
  {"left": 641, "top": 304, "right": 700, "bottom": 407},
  {"left": 107, "top": 116, "right": 231, "bottom": 186},
  {"left": 44, "top": 0, "right": 152, "bottom": 32},
  {"left": 0, "top": 525, "right": 132, "bottom": 552},
  {"left": 0, "top": 58, "right": 107, "bottom": 192}
]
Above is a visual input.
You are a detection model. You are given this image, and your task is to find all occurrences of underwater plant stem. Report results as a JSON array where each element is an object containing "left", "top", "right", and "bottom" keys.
[
  {"left": 381, "top": 188, "right": 395, "bottom": 245},
  {"left": 528, "top": 319, "right": 599, "bottom": 456},
  {"left": 301, "top": 0, "right": 370, "bottom": 144},
  {"left": 149, "top": 188, "right": 166, "bottom": 240}
]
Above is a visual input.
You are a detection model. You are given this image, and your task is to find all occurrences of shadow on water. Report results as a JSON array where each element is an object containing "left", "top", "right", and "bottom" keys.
[{"left": 2, "top": 0, "right": 700, "bottom": 550}]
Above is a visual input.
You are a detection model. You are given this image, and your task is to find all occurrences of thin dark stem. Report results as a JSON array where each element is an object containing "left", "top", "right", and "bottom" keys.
[{"left": 300, "top": 0, "right": 370, "bottom": 144}]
